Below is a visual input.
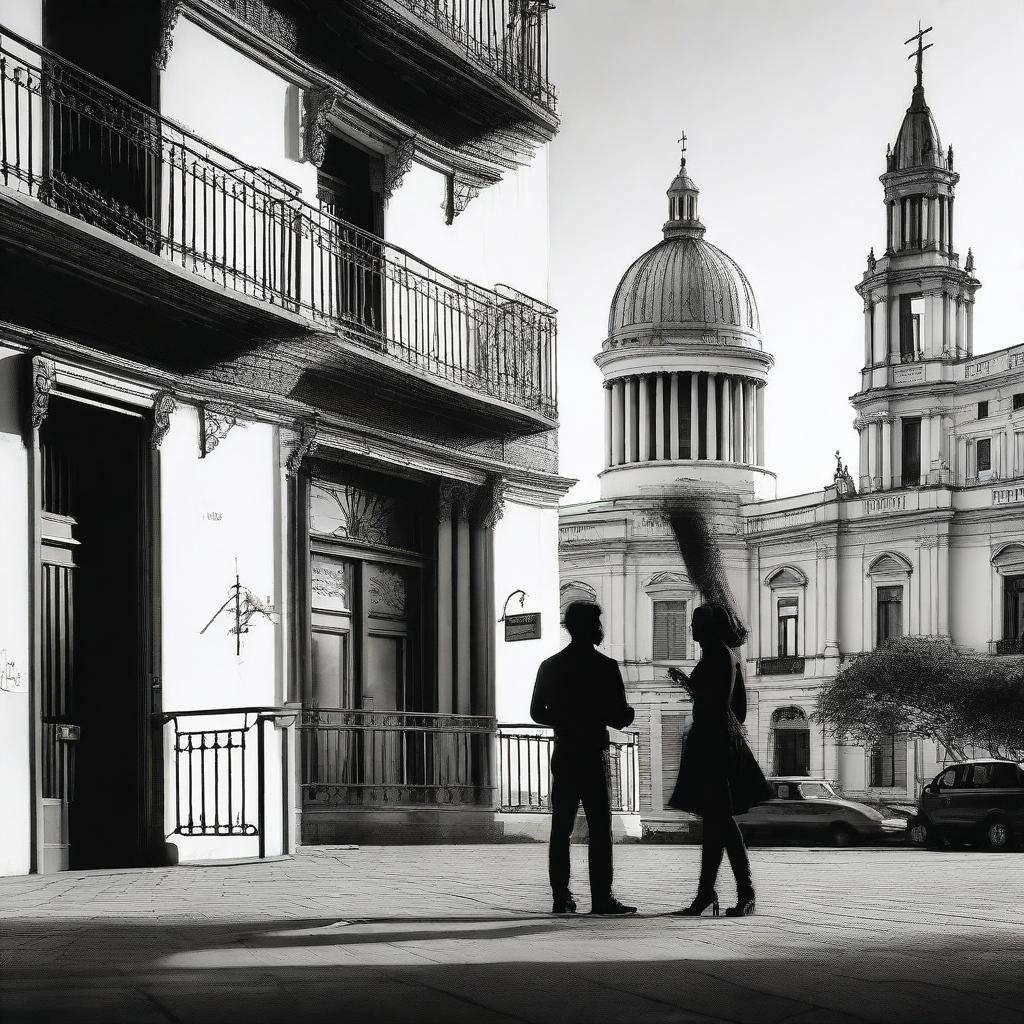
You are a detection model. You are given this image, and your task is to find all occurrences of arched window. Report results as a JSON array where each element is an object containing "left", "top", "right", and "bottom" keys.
[
  {"left": 769, "top": 706, "right": 810, "bottom": 777},
  {"left": 866, "top": 552, "right": 913, "bottom": 648},
  {"left": 764, "top": 566, "right": 808, "bottom": 660},
  {"left": 559, "top": 580, "right": 599, "bottom": 626}
]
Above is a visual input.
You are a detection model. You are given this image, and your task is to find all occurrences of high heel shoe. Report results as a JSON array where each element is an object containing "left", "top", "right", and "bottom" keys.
[
  {"left": 725, "top": 891, "right": 756, "bottom": 917},
  {"left": 672, "top": 891, "right": 719, "bottom": 917}
]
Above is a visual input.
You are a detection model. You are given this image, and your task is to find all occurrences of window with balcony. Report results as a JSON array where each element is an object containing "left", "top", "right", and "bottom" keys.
[
  {"left": 653, "top": 600, "right": 688, "bottom": 662},
  {"left": 777, "top": 598, "right": 799, "bottom": 657},
  {"left": 876, "top": 586, "right": 903, "bottom": 648},
  {"left": 869, "top": 735, "right": 908, "bottom": 788},
  {"left": 901, "top": 417, "right": 921, "bottom": 487},
  {"left": 978, "top": 401, "right": 989, "bottom": 419},
  {"left": 977, "top": 437, "right": 992, "bottom": 474}
]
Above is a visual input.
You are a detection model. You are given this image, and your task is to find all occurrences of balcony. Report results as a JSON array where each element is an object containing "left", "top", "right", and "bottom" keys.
[
  {"left": 0, "top": 25, "right": 557, "bottom": 434},
  {"left": 757, "top": 656, "right": 806, "bottom": 676}
]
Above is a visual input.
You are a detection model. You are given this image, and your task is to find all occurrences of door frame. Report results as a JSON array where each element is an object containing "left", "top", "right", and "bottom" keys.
[{"left": 28, "top": 381, "right": 163, "bottom": 872}]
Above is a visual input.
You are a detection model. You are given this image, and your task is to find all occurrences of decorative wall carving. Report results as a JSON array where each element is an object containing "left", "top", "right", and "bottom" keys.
[
  {"left": 150, "top": 391, "right": 177, "bottom": 449},
  {"left": 29, "top": 356, "right": 55, "bottom": 430},
  {"left": 370, "top": 138, "right": 416, "bottom": 203},
  {"left": 303, "top": 88, "right": 338, "bottom": 167},
  {"left": 311, "top": 557, "right": 351, "bottom": 612},
  {"left": 472, "top": 474, "right": 506, "bottom": 528},
  {"left": 200, "top": 403, "right": 247, "bottom": 457},
  {"left": 310, "top": 482, "right": 420, "bottom": 551},
  {"left": 286, "top": 419, "right": 319, "bottom": 475},
  {"left": 368, "top": 565, "right": 407, "bottom": 617},
  {"left": 155, "top": 0, "right": 184, "bottom": 70}
]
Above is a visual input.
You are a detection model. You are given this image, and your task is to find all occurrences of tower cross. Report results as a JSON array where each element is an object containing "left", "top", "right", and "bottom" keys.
[
  {"left": 678, "top": 130, "right": 687, "bottom": 155},
  {"left": 905, "top": 20, "right": 933, "bottom": 89}
]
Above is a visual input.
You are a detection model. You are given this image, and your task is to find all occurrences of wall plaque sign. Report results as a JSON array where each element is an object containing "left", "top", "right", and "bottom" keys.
[
  {"left": 504, "top": 612, "right": 542, "bottom": 642},
  {"left": 992, "top": 486, "right": 1024, "bottom": 506}
]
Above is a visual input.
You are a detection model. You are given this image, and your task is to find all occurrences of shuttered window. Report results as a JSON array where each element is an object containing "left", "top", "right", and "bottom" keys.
[
  {"left": 870, "top": 735, "right": 908, "bottom": 788},
  {"left": 653, "top": 600, "right": 687, "bottom": 661},
  {"left": 661, "top": 712, "right": 691, "bottom": 809}
]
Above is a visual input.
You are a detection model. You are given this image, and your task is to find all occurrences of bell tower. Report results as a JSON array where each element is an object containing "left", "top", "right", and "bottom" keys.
[{"left": 852, "top": 24, "right": 980, "bottom": 492}]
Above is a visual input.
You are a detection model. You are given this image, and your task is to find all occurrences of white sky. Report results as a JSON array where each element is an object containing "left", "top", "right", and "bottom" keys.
[{"left": 549, "top": 0, "right": 1024, "bottom": 504}]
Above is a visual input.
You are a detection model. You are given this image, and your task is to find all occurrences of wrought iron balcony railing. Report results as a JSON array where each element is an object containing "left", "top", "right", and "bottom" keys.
[
  {"left": 300, "top": 709, "right": 495, "bottom": 807},
  {"left": 393, "top": 0, "right": 556, "bottom": 112},
  {"left": 495, "top": 724, "right": 639, "bottom": 813},
  {"left": 0, "top": 25, "right": 557, "bottom": 419},
  {"left": 757, "top": 656, "right": 806, "bottom": 676}
]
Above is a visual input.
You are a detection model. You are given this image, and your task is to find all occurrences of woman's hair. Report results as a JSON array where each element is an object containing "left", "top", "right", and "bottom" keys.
[{"left": 693, "top": 602, "right": 747, "bottom": 649}]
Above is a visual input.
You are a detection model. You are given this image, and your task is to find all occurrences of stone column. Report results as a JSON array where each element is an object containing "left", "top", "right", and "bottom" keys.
[
  {"left": 881, "top": 418, "right": 893, "bottom": 489},
  {"left": 756, "top": 384, "right": 765, "bottom": 466},
  {"left": 721, "top": 374, "right": 732, "bottom": 462},
  {"left": 655, "top": 372, "right": 666, "bottom": 460},
  {"left": 454, "top": 487, "right": 473, "bottom": 716},
  {"left": 690, "top": 372, "right": 699, "bottom": 459},
  {"left": 706, "top": 373, "right": 718, "bottom": 461},
  {"left": 669, "top": 373, "right": 680, "bottom": 460},
  {"left": 638, "top": 374, "right": 651, "bottom": 462},
  {"left": 928, "top": 194, "right": 938, "bottom": 247},
  {"left": 734, "top": 378, "right": 745, "bottom": 464},
  {"left": 966, "top": 300, "right": 974, "bottom": 356},
  {"left": 470, "top": 478, "right": 504, "bottom": 717},
  {"left": 823, "top": 539, "right": 840, "bottom": 659},
  {"left": 955, "top": 300, "right": 964, "bottom": 355},
  {"left": 436, "top": 485, "right": 455, "bottom": 714},
  {"left": 858, "top": 421, "right": 869, "bottom": 491},
  {"left": 863, "top": 301, "right": 873, "bottom": 365},
  {"left": 744, "top": 380, "right": 755, "bottom": 465},
  {"left": 866, "top": 419, "right": 878, "bottom": 488},
  {"left": 937, "top": 533, "right": 950, "bottom": 638},
  {"left": 611, "top": 379, "right": 624, "bottom": 465},
  {"left": 604, "top": 383, "right": 612, "bottom": 468},
  {"left": 624, "top": 377, "right": 636, "bottom": 464}
]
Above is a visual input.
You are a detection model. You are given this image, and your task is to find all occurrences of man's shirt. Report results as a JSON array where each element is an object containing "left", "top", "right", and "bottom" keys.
[{"left": 530, "top": 643, "right": 635, "bottom": 753}]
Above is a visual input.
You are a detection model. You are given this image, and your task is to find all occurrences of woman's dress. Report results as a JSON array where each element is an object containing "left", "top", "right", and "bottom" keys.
[{"left": 667, "top": 652, "right": 771, "bottom": 816}]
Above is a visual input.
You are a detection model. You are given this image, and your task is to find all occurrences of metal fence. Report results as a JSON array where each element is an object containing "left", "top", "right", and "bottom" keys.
[
  {"left": 0, "top": 24, "right": 557, "bottom": 418},
  {"left": 300, "top": 708, "right": 495, "bottom": 807},
  {"left": 161, "top": 707, "right": 293, "bottom": 859},
  {"left": 496, "top": 724, "right": 640, "bottom": 813}
]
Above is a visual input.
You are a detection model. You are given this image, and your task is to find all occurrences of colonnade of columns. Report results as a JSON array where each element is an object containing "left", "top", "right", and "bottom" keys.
[
  {"left": 863, "top": 292, "right": 974, "bottom": 365},
  {"left": 886, "top": 193, "right": 953, "bottom": 254},
  {"left": 605, "top": 371, "right": 764, "bottom": 468},
  {"left": 436, "top": 479, "right": 502, "bottom": 716},
  {"left": 858, "top": 411, "right": 954, "bottom": 490}
]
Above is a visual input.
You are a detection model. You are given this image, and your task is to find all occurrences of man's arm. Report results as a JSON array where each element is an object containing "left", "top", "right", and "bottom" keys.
[
  {"left": 604, "top": 660, "right": 635, "bottom": 730},
  {"left": 530, "top": 660, "right": 558, "bottom": 727}
]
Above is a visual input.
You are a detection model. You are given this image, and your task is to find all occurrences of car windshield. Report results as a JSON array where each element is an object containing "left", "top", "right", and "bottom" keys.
[{"left": 797, "top": 782, "right": 834, "bottom": 800}]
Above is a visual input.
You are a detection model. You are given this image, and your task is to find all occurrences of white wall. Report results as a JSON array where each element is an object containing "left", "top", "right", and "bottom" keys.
[
  {"left": 493, "top": 498, "right": 560, "bottom": 723},
  {"left": 0, "top": 347, "right": 31, "bottom": 876},
  {"left": 388, "top": 151, "right": 550, "bottom": 303},
  {"left": 159, "top": 406, "right": 287, "bottom": 860},
  {"left": 160, "top": 17, "right": 316, "bottom": 199},
  {"left": 0, "top": 0, "right": 41, "bottom": 42}
]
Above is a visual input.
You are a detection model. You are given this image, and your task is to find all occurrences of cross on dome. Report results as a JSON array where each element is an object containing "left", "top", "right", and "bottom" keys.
[{"left": 905, "top": 21, "right": 933, "bottom": 90}]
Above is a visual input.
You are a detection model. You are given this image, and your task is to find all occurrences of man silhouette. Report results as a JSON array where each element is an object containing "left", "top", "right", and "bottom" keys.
[{"left": 531, "top": 601, "right": 637, "bottom": 915}]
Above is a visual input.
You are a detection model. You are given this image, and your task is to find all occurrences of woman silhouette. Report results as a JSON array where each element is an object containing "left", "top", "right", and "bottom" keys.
[{"left": 667, "top": 602, "right": 771, "bottom": 917}]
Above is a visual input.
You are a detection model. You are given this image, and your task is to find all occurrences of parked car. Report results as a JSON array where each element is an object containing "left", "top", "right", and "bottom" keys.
[
  {"left": 908, "top": 759, "right": 1024, "bottom": 851},
  {"left": 734, "top": 778, "right": 908, "bottom": 847}
]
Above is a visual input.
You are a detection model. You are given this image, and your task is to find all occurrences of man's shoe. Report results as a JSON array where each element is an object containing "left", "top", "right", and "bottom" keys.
[
  {"left": 590, "top": 895, "right": 637, "bottom": 916},
  {"left": 552, "top": 892, "right": 577, "bottom": 914}
]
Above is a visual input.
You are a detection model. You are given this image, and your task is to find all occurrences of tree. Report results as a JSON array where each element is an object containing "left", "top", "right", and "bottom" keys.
[{"left": 814, "top": 637, "right": 1024, "bottom": 763}]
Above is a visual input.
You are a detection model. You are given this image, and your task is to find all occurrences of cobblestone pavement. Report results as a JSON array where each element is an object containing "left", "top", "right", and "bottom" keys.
[{"left": 1, "top": 845, "right": 1023, "bottom": 1023}]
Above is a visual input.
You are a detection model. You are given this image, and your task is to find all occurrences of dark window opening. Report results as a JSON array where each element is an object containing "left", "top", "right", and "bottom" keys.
[
  {"left": 1013, "top": 393, "right": 1024, "bottom": 411},
  {"left": 870, "top": 735, "right": 908, "bottom": 788},
  {"left": 876, "top": 585, "right": 903, "bottom": 648},
  {"left": 977, "top": 438, "right": 992, "bottom": 473},
  {"left": 1004, "top": 575, "right": 1024, "bottom": 643},
  {"left": 777, "top": 598, "right": 798, "bottom": 657},
  {"left": 978, "top": 401, "right": 989, "bottom": 420},
  {"left": 899, "top": 295, "right": 922, "bottom": 361},
  {"left": 697, "top": 374, "right": 708, "bottom": 460},
  {"left": 901, "top": 418, "right": 921, "bottom": 486}
]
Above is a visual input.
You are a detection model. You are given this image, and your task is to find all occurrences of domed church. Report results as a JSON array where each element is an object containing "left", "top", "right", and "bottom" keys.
[{"left": 559, "top": 34, "right": 1024, "bottom": 829}]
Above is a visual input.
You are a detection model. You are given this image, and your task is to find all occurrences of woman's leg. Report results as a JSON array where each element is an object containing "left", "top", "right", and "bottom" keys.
[
  {"left": 721, "top": 815, "right": 753, "bottom": 897},
  {"left": 697, "top": 815, "right": 726, "bottom": 895}
]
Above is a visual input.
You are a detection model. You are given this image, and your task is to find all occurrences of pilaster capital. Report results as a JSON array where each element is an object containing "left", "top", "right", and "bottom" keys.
[
  {"left": 29, "top": 355, "right": 56, "bottom": 431},
  {"left": 438, "top": 481, "right": 475, "bottom": 522},
  {"left": 471, "top": 474, "right": 506, "bottom": 529},
  {"left": 302, "top": 88, "right": 339, "bottom": 167}
]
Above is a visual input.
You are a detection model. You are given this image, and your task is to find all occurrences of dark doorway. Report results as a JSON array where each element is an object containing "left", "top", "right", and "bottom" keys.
[{"left": 39, "top": 395, "right": 155, "bottom": 870}]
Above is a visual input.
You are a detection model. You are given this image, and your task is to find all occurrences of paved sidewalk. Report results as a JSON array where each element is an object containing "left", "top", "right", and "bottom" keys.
[{"left": 1, "top": 845, "right": 1022, "bottom": 1023}]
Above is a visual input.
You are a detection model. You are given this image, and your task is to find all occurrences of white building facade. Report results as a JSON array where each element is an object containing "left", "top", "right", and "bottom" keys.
[
  {"left": 0, "top": 0, "right": 569, "bottom": 876},
  {"left": 559, "top": 58, "right": 1024, "bottom": 826}
]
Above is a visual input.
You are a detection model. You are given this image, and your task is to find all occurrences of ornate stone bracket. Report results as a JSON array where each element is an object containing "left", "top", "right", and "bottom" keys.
[
  {"left": 438, "top": 481, "right": 477, "bottom": 522},
  {"left": 286, "top": 418, "right": 319, "bottom": 475},
  {"left": 200, "top": 403, "right": 246, "bottom": 458},
  {"left": 370, "top": 138, "right": 416, "bottom": 204},
  {"left": 150, "top": 391, "right": 177, "bottom": 449},
  {"left": 472, "top": 474, "right": 506, "bottom": 529},
  {"left": 302, "top": 88, "right": 338, "bottom": 168},
  {"left": 29, "top": 356, "right": 55, "bottom": 431},
  {"left": 155, "top": 0, "right": 185, "bottom": 70},
  {"left": 443, "top": 172, "right": 481, "bottom": 225}
]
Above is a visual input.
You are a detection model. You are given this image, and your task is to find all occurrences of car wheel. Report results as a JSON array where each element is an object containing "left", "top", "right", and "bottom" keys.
[
  {"left": 908, "top": 816, "right": 931, "bottom": 847},
  {"left": 982, "top": 815, "right": 1013, "bottom": 852},
  {"left": 830, "top": 823, "right": 857, "bottom": 848}
]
